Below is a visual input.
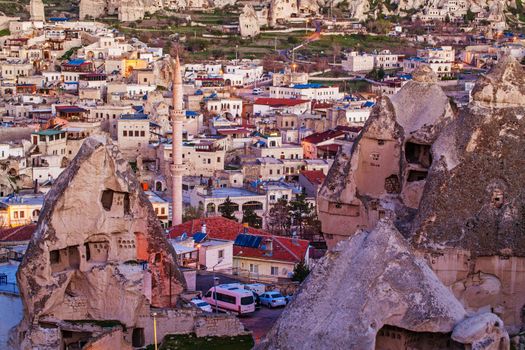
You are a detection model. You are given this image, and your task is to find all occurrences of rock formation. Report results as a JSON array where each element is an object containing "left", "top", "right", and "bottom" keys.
[
  {"left": 79, "top": 0, "right": 107, "bottom": 20},
  {"left": 80, "top": 0, "right": 160, "bottom": 21},
  {"left": 11, "top": 136, "right": 246, "bottom": 349},
  {"left": 323, "top": 0, "right": 515, "bottom": 22},
  {"left": 29, "top": 0, "right": 45, "bottom": 21},
  {"left": 318, "top": 64, "right": 455, "bottom": 248},
  {"left": 239, "top": 4, "right": 260, "bottom": 38},
  {"left": 262, "top": 57, "right": 525, "bottom": 349},
  {"left": 412, "top": 55, "right": 525, "bottom": 334},
  {"left": 257, "top": 219, "right": 509, "bottom": 349},
  {"left": 269, "top": 0, "right": 298, "bottom": 25},
  {"left": 119, "top": 0, "right": 146, "bottom": 22}
]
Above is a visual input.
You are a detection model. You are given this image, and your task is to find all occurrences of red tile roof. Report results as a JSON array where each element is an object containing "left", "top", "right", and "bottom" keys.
[
  {"left": 0, "top": 224, "right": 36, "bottom": 242},
  {"left": 317, "top": 144, "right": 341, "bottom": 152},
  {"left": 301, "top": 129, "right": 345, "bottom": 145},
  {"left": 301, "top": 170, "right": 326, "bottom": 185},
  {"left": 168, "top": 217, "right": 309, "bottom": 263},
  {"left": 254, "top": 98, "right": 309, "bottom": 107}
]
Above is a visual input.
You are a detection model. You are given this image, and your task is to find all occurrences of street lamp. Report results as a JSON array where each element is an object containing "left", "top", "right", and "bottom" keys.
[
  {"left": 212, "top": 258, "right": 224, "bottom": 314},
  {"left": 152, "top": 312, "right": 158, "bottom": 350}
]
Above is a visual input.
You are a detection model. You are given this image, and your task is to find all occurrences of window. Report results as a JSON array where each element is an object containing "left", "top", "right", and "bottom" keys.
[
  {"left": 19, "top": 211, "right": 25, "bottom": 218},
  {"left": 371, "top": 153, "right": 380, "bottom": 161},
  {"left": 140, "top": 131, "right": 145, "bottom": 137},
  {"left": 215, "top": 292, "right": 236, "bottom": 304},
  {"left": 249, "top": 264, "right": 259, "bottom": 273},
  {"left": 218, "top": 249, "right": 224, "bottom": 259},
  {"left": 123, "top": 130, "right": 127, "bottom": 137},
  {"left": 135, "top": 130, "right": 139, "bottom": 137},
  {"left": 271, "top": 266, "right": 279, "bottom": 275},
  {"left": 13, "top": 211, "right": 18, "bottom": 219}
]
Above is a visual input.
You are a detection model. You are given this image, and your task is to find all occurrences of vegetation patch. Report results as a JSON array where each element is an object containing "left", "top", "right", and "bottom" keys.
[{"left": 147, "top": 333, "right": 254, "bottom": 350}]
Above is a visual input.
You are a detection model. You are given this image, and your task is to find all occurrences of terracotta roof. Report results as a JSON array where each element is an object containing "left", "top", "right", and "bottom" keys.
[
  {"left": 300, "top": 170, "right": 326, "bottom": 185},
  {"left": 0, "top": 224, "right": 36, "bottom": 242},
  {"left": 254, "top": 98, "right": 310, "bottom": 107},
  {"left": 317, "top": 144, "right": 341, "bottom": 152},
  {"left": 168, "top": 217, "right": 309, "bottom": 263},
  {"left": 301, "top": 129, "right": 345, "bottom": 145}
]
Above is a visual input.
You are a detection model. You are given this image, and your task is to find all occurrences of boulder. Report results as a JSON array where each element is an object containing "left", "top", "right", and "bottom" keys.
[{"left": 257, "top": 219, "right": 467, "bottom": 350}]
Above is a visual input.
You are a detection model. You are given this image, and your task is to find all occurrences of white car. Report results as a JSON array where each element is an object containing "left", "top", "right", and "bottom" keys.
[
  {"left": 260, "top": 291, "right": 287, "bottom": 308},
  {"left": 252, "top": 88, "right": 263, "bottom": 95},
  {"left": 191, "top": 299, "right": 213, "bottom": 313}
]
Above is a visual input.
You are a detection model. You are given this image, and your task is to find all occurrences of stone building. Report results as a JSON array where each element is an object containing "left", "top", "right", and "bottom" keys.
[
  {"left": 11, "top": 137, "right": 246, "bottom": 349},
  {"left": 239, "top": 4, "right": 260, "bottom": 38},
  {"left": 29, "top": 0, "right": 45, "bottom": 21}
]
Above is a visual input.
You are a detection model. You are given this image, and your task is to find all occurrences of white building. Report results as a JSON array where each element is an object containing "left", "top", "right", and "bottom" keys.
[
  {"left": 269, "top": 83, "right": 344, "bottom": 102},
  {"left": 342, "top": 52, "right": 375, "bottom": 72}
]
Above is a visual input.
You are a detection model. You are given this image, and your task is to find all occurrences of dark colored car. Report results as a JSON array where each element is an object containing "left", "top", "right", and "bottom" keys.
[{"left": 252, "top": 291, "right": 261, "bottom": 308}]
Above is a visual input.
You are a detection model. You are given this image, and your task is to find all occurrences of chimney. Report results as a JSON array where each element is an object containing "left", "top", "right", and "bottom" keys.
[
  {"left": 292, "top": 231, "right": 299, "bottom": 245},
  {"left": 201, "top": 223, "right": 207, "bottom": 234},
  {"left": 265, "top": 238, "right": 273, "bottom": 256}
]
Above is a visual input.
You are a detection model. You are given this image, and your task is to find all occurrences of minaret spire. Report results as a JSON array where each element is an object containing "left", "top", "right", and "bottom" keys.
[{"left": 171, "top": 55, "right": 184, "bottom": 225}]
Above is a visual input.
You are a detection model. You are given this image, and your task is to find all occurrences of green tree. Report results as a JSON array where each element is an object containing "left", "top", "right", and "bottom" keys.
[
  {"left": 267, "top": 199, "right": 291, "bottom": 235},
  {"left": 464, "top": 9, "right": 476, "bottom": 23},
  {"left": 219, "top": 196, "right": 237, "bottom": 221},
  {"left": 242, "top": 207, "right": 262, "bottom": 228},
  {"left": 292, "top": 261, "right": 310, "bottom": 282},
  {"left": 183, "top": 206, "right": 203, "bottom": 222},
  {"left": 289, "top": 193, "right": 313, "bottom": 236}
]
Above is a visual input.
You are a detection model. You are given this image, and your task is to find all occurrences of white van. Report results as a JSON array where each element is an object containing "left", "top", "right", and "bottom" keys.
[
  {"left": 244, "top": 283, "right": 266, "bottom": 296},
  {"left": 203, "top": 285, "right": 256, "bottom": 315}
]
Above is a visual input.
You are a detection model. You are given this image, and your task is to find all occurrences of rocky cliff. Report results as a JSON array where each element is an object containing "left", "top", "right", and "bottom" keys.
[
  {"left": 321, "top": 0, "right": 515, "bottom": 21},
  {"left": 12, "top": 136, "right": 186, "bottom": 349}
]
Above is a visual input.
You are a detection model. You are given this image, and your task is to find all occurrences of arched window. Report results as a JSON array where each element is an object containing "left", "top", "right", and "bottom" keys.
[{"left": 242, "top": 201, "right": 263, "bottom": 211}]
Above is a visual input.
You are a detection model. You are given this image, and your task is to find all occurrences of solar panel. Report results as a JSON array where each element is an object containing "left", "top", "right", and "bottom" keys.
[
  {"left": 234, "top": 234, "right": 247, "bottom": 246},
  {"left": 249, "top": 235, "right": 259, "bottom": 248},
  {"left": 193, "top": 232, "right": 207, "bottom": 243},
  {"left": 253, "top": 236, "right": 262, "bottom": 248}
]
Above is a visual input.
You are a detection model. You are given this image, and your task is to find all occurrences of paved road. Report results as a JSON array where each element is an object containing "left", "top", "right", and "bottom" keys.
[
  {"left": 195, "top": 273, "right": 284, "bottom": 344},
  {"left": 240, "top": 306, "right": 284, "bottom": 344},
  {"left": 196, "top": 272, "right": 242, "bottom": 294}
]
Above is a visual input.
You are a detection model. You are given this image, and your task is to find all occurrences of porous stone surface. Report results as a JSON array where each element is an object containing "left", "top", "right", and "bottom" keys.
[
  {"left": 29, "top": 0, "right": 45, "bottom": 21},
  {"left": 12, "top": 136, "right": 185, "bottom": 349},
  {"left": 257, "top": 219, "right": 468, "bottom": 350},
  {"left": 239, "top": 4, "right": 260, "bottom": 38},
  {"left": 413, "top": 56, "right": 525, "bottom": 256},
  {"left": 318, "top": 64, "right": 455, "bottom": 247},
  {"left": 452, "top": 313, "right": 510, "bottom": 350}
]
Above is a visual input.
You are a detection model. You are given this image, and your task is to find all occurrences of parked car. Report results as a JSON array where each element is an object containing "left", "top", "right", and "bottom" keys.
[
  {"left": 244, "top": 283, "right": 266, "bottom": 296},
  {"left": 203, "top": 285, "right": 256, "bottom": 315},
  {"left": 285, "top": 293, "right": 294, "bottom": 304},
  {"left": 260, "top": 291, "right": 287, "bottom": 308},
  {"left": 252, "top": 88, "right": 263, "bottom": 95},
  {"left": 191, "top": 299, "right": 213, "bottom": 313},
  {"left": 252, "top": 291, "right": 261, "bottom": 307}
]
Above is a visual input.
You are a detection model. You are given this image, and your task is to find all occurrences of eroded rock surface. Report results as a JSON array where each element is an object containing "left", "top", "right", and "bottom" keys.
[
  {"left": 13, "top": 136, "right": 185, "bottom": 349},
  {"left": 318, "top": 64, "right": 455, "bottom": 248},
  {"left": 257, "top": 220, "right": 508, "bottom": 350}
]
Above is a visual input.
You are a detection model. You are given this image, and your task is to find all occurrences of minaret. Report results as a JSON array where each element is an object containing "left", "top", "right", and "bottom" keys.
[{"left": 171, "top": 55, "right": 184, "bottom": 225}]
